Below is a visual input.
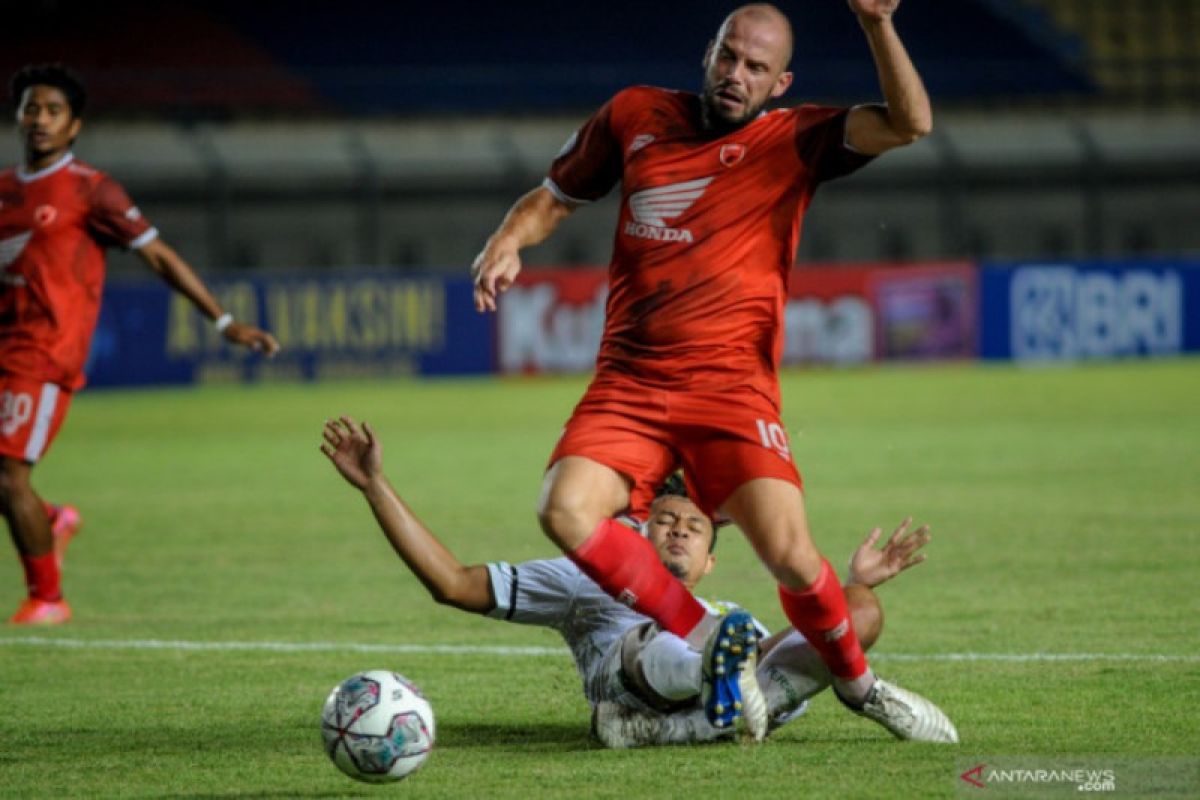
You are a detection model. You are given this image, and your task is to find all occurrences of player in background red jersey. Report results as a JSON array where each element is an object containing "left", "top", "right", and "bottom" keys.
[
  {"left": 1, "top": 65, "right": 279, "bottom": 625},
  {"left": 471, "top": 3, "right": 956, "bottom": 741}
]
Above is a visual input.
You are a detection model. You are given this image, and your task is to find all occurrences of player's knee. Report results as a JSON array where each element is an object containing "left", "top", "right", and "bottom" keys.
[
  {"left": 537, "top": 488, "right": 599, "bottom": 549},
  {"left": 537, "top": 461, "right": 626, "bottom": 549},
  {"left": 846, "top": 584, "right": 884, "bottom": 650}
]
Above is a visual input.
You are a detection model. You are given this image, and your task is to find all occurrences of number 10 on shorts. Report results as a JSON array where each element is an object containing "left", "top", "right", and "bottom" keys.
[{"left": 755, "top": 419, "right": 792, "bottom": 461}]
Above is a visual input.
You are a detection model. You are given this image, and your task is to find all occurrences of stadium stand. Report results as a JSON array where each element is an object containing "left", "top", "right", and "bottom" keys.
[
  {"left": 1, "top": 0, "right": 1093, "bottom": 117},
  {"left": 1023, "top": 0, "right": 1200, "bottom": 107},
  {"left": 0, "top": 1, "right": 1194, "bottom": 267}
]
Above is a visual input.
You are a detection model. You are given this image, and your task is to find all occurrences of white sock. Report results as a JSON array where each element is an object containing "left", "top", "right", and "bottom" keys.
[
  {"left": 833, "top": 668, "right": 877, "bottom": 706},
  {"left": 639, "top": 633, "right": 703, "bottom": 702}
]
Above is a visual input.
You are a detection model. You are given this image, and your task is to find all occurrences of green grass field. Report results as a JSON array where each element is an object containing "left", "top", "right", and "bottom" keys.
[{"left": 1, "top": 360, "right": 1198, "bottom": 798}]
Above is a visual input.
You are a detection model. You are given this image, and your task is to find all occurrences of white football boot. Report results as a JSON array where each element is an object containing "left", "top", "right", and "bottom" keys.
[{"left": 850, "top": 678, "right": 959, "bottom": 743}]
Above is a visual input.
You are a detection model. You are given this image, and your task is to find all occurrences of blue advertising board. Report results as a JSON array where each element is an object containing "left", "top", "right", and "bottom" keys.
[
  {"left": 980, "top": 260, "right": 1200, "bottom": 362},
  {"left": 82, "top": 262, "right": 1199, "bottom": 387},
  {"left": 86, "top": 274, "right": 494, "bottom": 388}
]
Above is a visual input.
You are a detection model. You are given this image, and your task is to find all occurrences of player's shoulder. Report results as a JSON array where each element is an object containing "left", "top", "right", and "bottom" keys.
[
  {"left": 611, "top": 85, "right": 692, "bottom": 115},
  {"left": 607, "top": 86, "right": 697, "bottom": 140},
  {"left": 780, "top": 102, "right": 851, "bottom": 130},
  {"left": 65, "top": 158, "right": 113, "bottom": 185},
  {"left": 614, "top": 85, "right": 680, "bottom": 102}
]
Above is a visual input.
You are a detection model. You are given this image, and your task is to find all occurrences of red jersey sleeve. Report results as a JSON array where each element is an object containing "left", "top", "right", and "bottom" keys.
[
  {"left": 87, "top": 174, "right": 157, "bottom": 249},
  {"left": 793, "top": 105, "right": 875, "bottom": 184},
  {"left": 546, "top": 95, "right": 623, "bottom": 203}
]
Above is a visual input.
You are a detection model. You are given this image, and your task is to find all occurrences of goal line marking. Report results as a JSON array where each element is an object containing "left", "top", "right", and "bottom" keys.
[{"left": 2, "top": 636, "right": 1197, "bottom": 662}]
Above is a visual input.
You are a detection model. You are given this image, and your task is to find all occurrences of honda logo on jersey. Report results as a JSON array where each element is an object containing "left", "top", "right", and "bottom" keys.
[
  {"left": 624, "top": 177, "right": 713, "bottom": 243},
  {"left": 719, "top": 143, "right": 746, "bottom": 167}
]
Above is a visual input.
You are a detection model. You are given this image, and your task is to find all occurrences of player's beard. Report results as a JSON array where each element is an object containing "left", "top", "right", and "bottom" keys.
[
  {"left": 663, "top": 559, "right": 689, "bottom": 581},
  {"left": 699, "top": 84, "right": 768, "bottom": 134}
]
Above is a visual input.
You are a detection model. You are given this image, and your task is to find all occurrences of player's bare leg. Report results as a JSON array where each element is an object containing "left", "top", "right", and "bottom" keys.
[
  {"left": 539, "top": 456, "right": 710, "bottom": 637},
  {"left": 724, "top": 478, "right": 956, "bottom": 742},
  {"left": 1, "top": 457, "right": 70, "bottom": 624},
  {"left": 537, "top": 456, "right": 630, "bottom": 550},
  {"left": 541, "top": 457, "right": 758, "bottom": 730}
]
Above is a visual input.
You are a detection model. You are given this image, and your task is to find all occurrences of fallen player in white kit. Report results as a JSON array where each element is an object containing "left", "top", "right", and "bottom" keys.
[{"left": 320, "top": 416, "right": 957, "bottom": 746}]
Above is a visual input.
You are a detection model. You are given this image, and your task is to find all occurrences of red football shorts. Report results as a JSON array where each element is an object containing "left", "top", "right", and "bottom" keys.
[
  {"left": 548, "top": 374, "right": 802, "bottom": 518},
  {"left": 0, "top": 375, "right": 72, "bottom": 464}
]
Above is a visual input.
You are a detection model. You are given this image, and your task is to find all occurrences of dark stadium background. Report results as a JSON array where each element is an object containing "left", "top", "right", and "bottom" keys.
[{"left": 1, "top": 0, "right": 1196, "bottom": 383}]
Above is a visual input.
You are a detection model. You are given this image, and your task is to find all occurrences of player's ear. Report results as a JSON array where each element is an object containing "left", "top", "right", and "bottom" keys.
[
  {"left": 771, "top": 70, "right": 793, "bottom": 99},
  {"left": 701, "top": 553, "right": 715, "bottom": 578},
  {"left": 702, "top": 39, "right": 716, "bottom": 70},
  {"left": 67, "top": 116, "right": 82, "bottom": 143}
]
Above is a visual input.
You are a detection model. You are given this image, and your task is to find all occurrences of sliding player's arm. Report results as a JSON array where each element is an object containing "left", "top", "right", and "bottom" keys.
[
  {"left": 844, "top": 516, "right": 930, "bottom": 588},
  {"left": 471, "top": 186, "right": 576, "bottom": 312},
  {"left": 321, "top": 416, "right": 494, "bottom": 613}
]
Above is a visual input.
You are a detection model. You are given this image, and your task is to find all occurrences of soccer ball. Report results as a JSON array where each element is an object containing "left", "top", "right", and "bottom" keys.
[{"left": 320, "top": 670, "right": 435, "bottom": 783}]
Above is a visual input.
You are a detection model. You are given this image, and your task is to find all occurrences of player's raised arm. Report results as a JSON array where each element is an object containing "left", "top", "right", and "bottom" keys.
[
  {"left": 844, "top": 0, "right": 933, "bottom": 156},
  {"left": 320, "top": 417, "right": 494, "bottom": 613},
  {"left": 135, "top": 238, "right": 280, "bottom": 356},
  {"left": 471, "top": 185, "right": 576, "bottom": 313}
]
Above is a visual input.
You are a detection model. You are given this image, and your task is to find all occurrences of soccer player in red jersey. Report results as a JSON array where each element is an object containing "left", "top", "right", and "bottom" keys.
[
  {"left": 471, "top": 2, "right": 954, "bottom": 741},
  {"left": 1, "top": 65, "right": 279, "bottom": 625}
]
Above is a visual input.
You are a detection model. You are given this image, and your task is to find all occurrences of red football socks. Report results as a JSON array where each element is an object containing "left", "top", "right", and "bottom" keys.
[
  {"left": 20, "top": 552, "right": 63, "bottom": 602},
  {"left": 778, "top": 559, "right": 868, "bottom": 681},
  {"left": 568, "top": 518, "right": 707, "bottom": 638}
]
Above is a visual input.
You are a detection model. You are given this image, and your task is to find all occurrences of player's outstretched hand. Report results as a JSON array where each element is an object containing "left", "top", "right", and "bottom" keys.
[
  {"left": 848, "top": 0, "right": 900, "bottom": 22},
  {"left": 321, "top": 416, "right": 383, "bottom": 491},
  {"left": 223, "top": 322, "right": 281, "bottom": 357},
  {"left": 471, "top": 238, "right": 522, "bottom": 313},
  {"left": 847, "top": 516, "right": 929, "bottom": 588}
]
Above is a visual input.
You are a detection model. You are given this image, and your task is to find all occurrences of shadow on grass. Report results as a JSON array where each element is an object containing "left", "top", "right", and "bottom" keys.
[{"left": 437, "top": 720, "right": 593, "bottom": 751}]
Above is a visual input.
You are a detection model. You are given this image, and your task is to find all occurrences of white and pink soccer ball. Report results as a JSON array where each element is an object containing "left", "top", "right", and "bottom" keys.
[{"left": 320, "top": 670, "right": 435, "bottom": 783}]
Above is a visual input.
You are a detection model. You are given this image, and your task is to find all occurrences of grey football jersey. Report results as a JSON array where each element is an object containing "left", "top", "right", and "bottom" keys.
[{"left": 485, "top": 556, "right": 767, "bottom": 703}]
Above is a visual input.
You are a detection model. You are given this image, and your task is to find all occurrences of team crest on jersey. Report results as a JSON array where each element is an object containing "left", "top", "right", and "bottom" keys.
[
  {"left": 34, "top": 204, "right": 57, "bottom": 226},
  {"left": 624, "top": 177, "right": 713, "bottom": 243},
  {"left": 719, "top": 143, "right": 747, "bottom": 167},
  {"left": 628, "top": 134, "right": 655, "bottom": 154}
]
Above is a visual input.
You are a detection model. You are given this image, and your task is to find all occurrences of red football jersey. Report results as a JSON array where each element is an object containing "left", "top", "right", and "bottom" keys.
[
  {"left": 0, "top": 154, "right": 156, "bottom": 390},
  {"left": 546, "top": 86, "right": 872, "bottom": 405}
]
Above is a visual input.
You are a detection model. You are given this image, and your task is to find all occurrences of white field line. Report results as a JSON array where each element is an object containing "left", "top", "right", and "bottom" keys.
[{"left": 1, "top": 636, "right": 1198, "bottom": 663}]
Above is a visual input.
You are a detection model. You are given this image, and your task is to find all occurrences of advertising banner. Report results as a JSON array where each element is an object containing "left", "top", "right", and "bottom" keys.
[
  {"left": 86, "top": 274, "right": 494, "bottom": 387},
  {"left": 979, "top": 261, "right": 1200, "bottom": 361},
  {"left": 498, "top": 262, "right": 977, "bottom": 374}
]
